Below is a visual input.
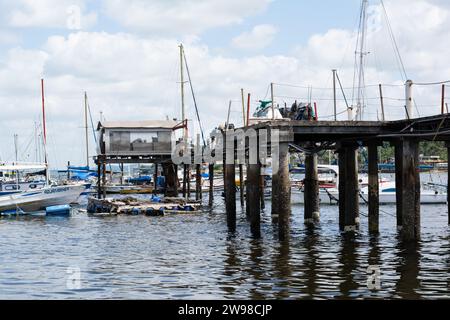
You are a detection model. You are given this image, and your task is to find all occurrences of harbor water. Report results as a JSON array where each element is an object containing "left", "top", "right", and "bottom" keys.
[{"left": 0, "top": 173, "right": 449, "bottom": 299}]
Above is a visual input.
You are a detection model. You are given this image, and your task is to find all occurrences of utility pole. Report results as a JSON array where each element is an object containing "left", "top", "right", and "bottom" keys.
[
  {"left": 241, "top": 88, "right": 246, "bottom": 126},
  {"left": 271, "top": 83, "right": 275, "bottom": 120}
]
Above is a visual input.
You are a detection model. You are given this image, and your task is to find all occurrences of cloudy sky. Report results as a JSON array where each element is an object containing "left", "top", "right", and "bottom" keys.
[{"left": 0, "top": 0, "right": 449, "bottom": 168}]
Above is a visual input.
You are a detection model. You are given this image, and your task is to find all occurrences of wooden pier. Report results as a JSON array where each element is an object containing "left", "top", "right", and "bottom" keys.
[{"left": 218, "top": 114, "right": 450, "bottom": 242}]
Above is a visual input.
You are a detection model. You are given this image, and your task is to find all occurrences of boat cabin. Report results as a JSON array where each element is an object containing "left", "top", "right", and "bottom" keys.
[{"left": 97, "top": 120, "right": 181, "bottom": 157}]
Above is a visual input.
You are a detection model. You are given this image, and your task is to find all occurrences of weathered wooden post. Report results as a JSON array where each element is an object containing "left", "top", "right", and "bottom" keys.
[
  {"left": 120, "top": 163, "right": 124, "bottom": 185},
  {"left": 67, "top": 161, "right": 71, "bottom": 181},
  {"left": 209, "top": 163, "right": 214, "bottom": 206},
  {"left": 102, "top": 161, "right": 107, "bottom": 199},
  {"left": 399, "top": 139, "right": 421, "bottom": 241},
  {"left": 239, "top": 164, "right": 245, "bottom": 207},
  {"left": 271, "top": 166, "right": 280, "bottom": 221},
  {"left": 225, "top": 131, "right": 236, "bottom": 232},
  {"left": 304, "top": 152, "right": 320, "bottom": 224},
  {"left": 96, "top": 158, "right": 101, "bottom": 199},
  {"left": 163, "top": 163, "right": 179, "bottom": 197},
  {"left": 182, "top": 164, "right": 187, "bottom": 198},
  {"left": 247, "top": 162, "right": 261, "bottom": 238},
  {"left": 187, "top": 165, "right": 191, "bottom": 198},
  {"left": 260, "top": 172, "right": 266, "bottom": 210},
  {"left": 368, "top": 143, "right": 380, "bottom": 234},
  {"left": 154, "top": 163, "right": 158, "bottom": 194},
  {"left": 394, "top": 141, "right": 403, "bottom": 230},
  {"left": 196, "top": 164, "right": 202, "bottom": 201},
  {"left": 342, "top": 143, "right": 359, "bottom": 232},
  {"left": 447, "top": 142, "right": 450, "bottom": 225},
  {"left": 338, "top": 148, "right": 346, "bottom": 231}
]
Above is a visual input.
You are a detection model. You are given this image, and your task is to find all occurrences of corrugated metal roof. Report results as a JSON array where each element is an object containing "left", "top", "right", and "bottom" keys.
[{"left": 98, "top": 120, "right": 179, "bottom": 130}]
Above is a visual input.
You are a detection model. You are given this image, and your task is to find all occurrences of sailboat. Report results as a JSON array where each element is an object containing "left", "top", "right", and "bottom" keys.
[{"left": 0, "top": 79, "right": 87, "bottom": 215}]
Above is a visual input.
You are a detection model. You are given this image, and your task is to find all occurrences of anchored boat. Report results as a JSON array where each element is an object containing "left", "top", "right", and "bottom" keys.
[{"left": 0, "top": 184, "right": 87, "bottom": 214}]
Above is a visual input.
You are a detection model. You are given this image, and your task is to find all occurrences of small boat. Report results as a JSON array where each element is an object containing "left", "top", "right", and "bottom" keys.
[
  {"left": 0, "top": 184, "right": 87, "bottom": 213},
  {"left": 290, "top": 176, "right": 447, "bottom": 205},
  {"left": 0, "top": 163, "right": 47, "bottom": 196}
]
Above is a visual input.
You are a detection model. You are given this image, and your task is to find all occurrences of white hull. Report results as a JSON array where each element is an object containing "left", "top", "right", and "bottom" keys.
[
  {"left": 290, "top": 188, "right": 447, "bottom": 205},
  {"left": 0, "top": 185, "right": 86, "bottom": 213}
]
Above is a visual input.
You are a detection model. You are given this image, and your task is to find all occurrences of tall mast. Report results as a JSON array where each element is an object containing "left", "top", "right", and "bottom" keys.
[
  {"left": 355, "top": 0, "right": 368, "bottom": 120},
  {"left": 84, "top": 92, "right": 89, "bottom": 168},
  {"left": 41, "top": 78, "right": 49, "bottom": 184},
  {"left": 180, "top": 44, "right": 187, "bottom": 142}
]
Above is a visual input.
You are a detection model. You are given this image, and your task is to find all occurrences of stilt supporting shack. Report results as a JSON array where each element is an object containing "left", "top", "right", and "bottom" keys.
[
  {"left": 102, "top": 162, "right": 107, "bottom": 199},
  {"left": 196, "top": 164, "right": 202, "bottom": 201},
  {"left": 368, "top": 143, "right": 380, "bottom": 234},
  {"left": 187, "top": 165, "right": 191, "bottom": 198},
  {"left": 163, "top": 163, "right": 179, "bottom": 197},
  {"left": 97, "top": 159, "right": 102, "bottom": 199},
  {"left": 209, "top": 163, "right": 214, "bottom": 206},
  {"left": 397, "top": 138, "right": 421, "bottom": 241},
  {"left": 183, "top": 164, "right": 187, "bottom": 198},
  {"left": 247, "top": 163, "right": 261, "bottom": 237},
  {"left": 154, "top": 163, "right": 158, "bottom": 195},
  {"left": 304, "top": 152, "right": 320, "bottom": 224}
]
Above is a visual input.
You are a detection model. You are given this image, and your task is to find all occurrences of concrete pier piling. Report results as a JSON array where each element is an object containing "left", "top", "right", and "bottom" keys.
[
  {"left": 276, "top": 143, "right": 291, "bottom": 240},
  {"left": 304, "top": 152, "right": 320, "bottom": 224},
  {"left": 368, "top": 143, "right": 380, "bottom": 234}
]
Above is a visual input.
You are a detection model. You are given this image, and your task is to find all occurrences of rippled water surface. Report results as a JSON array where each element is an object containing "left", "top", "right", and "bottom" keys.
[{"left": 1, "top": 174, "right": 450, "bottom": 299}]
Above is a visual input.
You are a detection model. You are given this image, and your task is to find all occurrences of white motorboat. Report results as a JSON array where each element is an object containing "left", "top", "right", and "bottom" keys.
[
  {"left": 0, "top": 184, "right": 87, "bottom": 214},
  {"left": 291, "top": 181, "right": 447, "bottom": 205}
]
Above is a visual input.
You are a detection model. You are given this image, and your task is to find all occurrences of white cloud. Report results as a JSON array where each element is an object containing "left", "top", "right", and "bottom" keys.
[
  {"left": 1, "top": 0, "right": 450, "bottom": 167},
  {"left": 231, "top": 24, "right": 278, "bottom": 50},
  {"left": 102, "top": 0, "right": 272, "bottom": 35},
  {"left": 0, "top": 30, "right": 20, "bottom": 45},
  {"left": 3, "top": 0, "right": 97, "bottom": 29}
]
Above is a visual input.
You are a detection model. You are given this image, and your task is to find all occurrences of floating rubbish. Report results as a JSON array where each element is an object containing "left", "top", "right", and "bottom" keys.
[
  {"left": 87, "top": 196, "right": 202, "bottom": 216},
  {"left": 46, "top": 205, "right": 71, "bottom": 216}
]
